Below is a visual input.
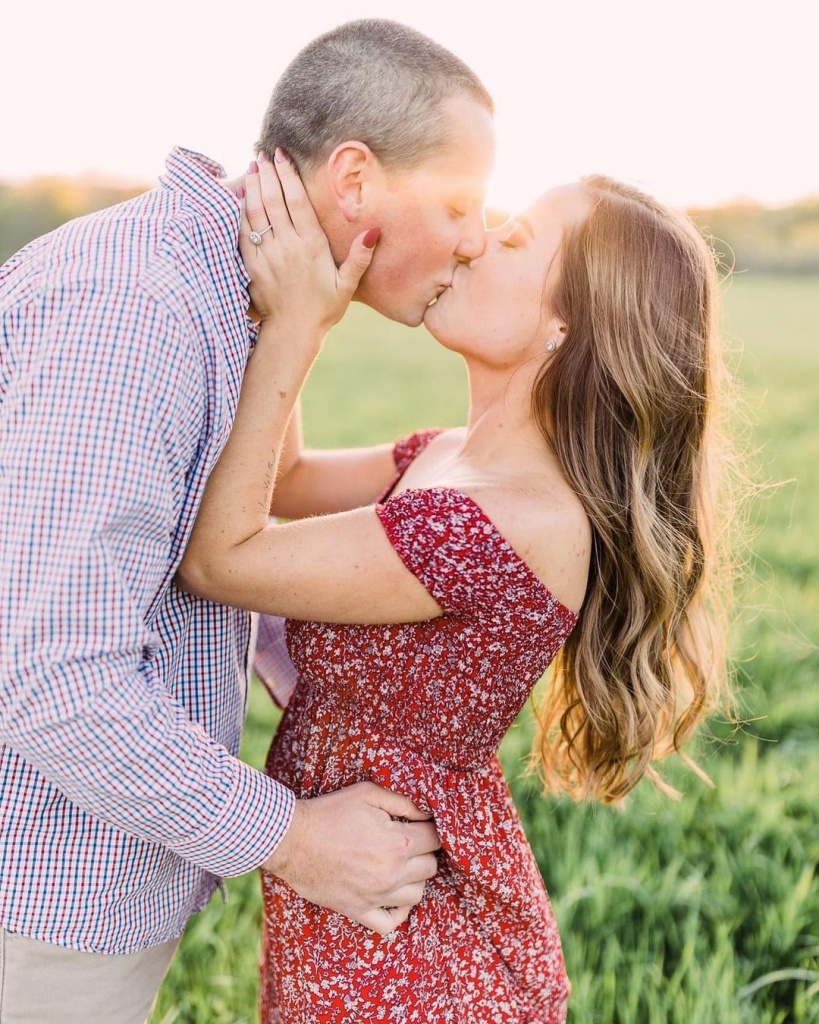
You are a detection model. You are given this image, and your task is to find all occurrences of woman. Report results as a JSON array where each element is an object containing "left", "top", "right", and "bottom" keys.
[{"left": 177, "top": 151, "right": 732, "bottom": 1022}]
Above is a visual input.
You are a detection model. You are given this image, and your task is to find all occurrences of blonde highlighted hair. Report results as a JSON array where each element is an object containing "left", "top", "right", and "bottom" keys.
[{"left": 533, "top": 176, "right": 736, "bottom": 803}]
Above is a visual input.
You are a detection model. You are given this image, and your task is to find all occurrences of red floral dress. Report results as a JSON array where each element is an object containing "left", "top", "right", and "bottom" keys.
[{"left": 260, "top": 430, "right": 576, "bottom": 1023}]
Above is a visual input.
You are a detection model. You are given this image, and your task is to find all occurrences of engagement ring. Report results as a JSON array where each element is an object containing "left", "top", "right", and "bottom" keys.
[{"left": 249, "top": 225, "right": 273, "bottom": 245}]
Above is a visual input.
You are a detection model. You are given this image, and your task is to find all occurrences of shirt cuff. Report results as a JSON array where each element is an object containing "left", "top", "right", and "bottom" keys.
[{"left": 173, "top": 757, "right": 296, "bottom": 877}]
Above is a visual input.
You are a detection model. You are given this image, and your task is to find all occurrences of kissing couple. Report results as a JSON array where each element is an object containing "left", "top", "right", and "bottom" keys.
[{"left": 0, "top": 18, "right": 731, "bottom": 1024}]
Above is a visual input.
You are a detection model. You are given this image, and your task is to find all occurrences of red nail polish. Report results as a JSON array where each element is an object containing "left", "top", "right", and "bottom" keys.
[
  {"left": 362, "top": 227, "right": 381, "bottom": 248},
  {"left": 248, "top": 160, "right": 258, "bottom": 174},
  {"left": 236, "top": 185, "right": 246, "bottom": 200}
]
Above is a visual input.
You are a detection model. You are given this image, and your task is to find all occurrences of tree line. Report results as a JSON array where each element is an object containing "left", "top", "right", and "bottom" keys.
[{"left": 2, "top": 177, "right": 818, "bottom": 274}]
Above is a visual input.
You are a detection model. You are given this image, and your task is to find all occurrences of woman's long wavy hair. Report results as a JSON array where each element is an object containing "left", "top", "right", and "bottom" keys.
[{"left": 532, "top": 176, "right": 736, "bottom": 803}]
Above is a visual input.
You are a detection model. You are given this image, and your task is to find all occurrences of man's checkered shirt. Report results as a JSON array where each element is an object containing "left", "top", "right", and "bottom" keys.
[{"left": 0, "top": 148, "right": 295, "bottom": 954}]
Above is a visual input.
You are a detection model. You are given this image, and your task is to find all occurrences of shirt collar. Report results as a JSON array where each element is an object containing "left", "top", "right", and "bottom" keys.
[{"left": 159, "top": 146, "right": 251, "bottom": 290}]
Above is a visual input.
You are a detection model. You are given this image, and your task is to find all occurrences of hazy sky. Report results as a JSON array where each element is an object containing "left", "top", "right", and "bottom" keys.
[{"left": 2, "top": 0, "right": 817, "bottom": 210}]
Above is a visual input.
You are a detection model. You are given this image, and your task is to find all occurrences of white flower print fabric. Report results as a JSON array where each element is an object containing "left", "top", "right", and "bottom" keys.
[{"left": 260, "top": 431, "right": 576, "bottom": 1023}]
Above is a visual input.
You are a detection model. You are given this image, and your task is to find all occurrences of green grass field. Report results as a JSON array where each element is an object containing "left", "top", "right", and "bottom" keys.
[{"left": 153, "top": 274, "right": 819, "bottom": 1024}]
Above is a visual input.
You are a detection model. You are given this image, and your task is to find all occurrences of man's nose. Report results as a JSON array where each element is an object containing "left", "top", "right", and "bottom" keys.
[{"left": 455, "top": 209, "right": 487, "bottom": 262}]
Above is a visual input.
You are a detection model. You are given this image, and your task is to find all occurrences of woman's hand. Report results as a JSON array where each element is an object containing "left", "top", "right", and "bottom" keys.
[
  {"left": 240, "top": 148, "right": 379, "bottom": 338},
  {"left": 178, "top": 149, "right": 378, "bottom": 604}
]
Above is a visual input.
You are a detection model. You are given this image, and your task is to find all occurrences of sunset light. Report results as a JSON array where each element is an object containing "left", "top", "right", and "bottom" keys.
[{"left": 3, "top": 0, "right": 817, "bottom": 211}]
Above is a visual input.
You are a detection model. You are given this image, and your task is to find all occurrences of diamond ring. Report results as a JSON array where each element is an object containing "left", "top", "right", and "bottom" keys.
[{"left": 249, "top": 225, "right": 273, "bottom": 245}]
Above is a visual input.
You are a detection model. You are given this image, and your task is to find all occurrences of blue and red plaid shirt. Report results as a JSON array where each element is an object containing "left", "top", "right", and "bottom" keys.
[{"left": 0, "top": 148, "right": 295, "bottom": 954}]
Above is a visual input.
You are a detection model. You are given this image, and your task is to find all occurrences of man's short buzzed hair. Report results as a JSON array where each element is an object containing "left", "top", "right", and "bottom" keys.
[{"left": 257, "top": 19, "right": 493, "bottom": 174}]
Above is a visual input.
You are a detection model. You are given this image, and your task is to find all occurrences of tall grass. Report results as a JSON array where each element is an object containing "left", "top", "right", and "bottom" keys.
[{"left": 153, "top": 274, "right": 819, "bottom": 1023}]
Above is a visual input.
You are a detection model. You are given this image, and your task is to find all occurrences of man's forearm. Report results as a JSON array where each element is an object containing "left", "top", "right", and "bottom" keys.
[{"left": 1, "top": 665, "right": 295, "bottom": 877}]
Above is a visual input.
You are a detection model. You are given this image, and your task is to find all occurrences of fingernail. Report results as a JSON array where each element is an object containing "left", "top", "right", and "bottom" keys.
[
  {"left": 236, "top": 185, "right": 246, "bottom": 200},
  {"left": 362, "top": 227, "right": 381, "bottom": 249},
  {"left": 258, "top": 150, "right": 268, "bottom": 163},
  {"left": 275, "top": 147, "right": 287, "bottom": 164},
  {"left": 248, "top": 160, "right": 258, "bottom": 174}
]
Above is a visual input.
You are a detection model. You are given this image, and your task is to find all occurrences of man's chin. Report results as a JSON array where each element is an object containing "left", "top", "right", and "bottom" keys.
[
  {"left": 355, "top": 276, "right": 431, "bottom": 326},
  {"left": 362, "top": 295, "right": 426, "bottom": 328},
  {"left": 403, "top": 308, "right": 427, "bottom": 328}
]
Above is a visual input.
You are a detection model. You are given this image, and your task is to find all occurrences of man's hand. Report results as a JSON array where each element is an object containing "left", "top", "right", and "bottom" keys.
[{"left": 262, "top": 782, "right": 441, "bottom": 935}]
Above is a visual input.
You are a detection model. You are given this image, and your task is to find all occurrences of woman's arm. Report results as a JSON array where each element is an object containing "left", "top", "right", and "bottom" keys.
[
  {"left": 178, "top": 151, "right": 440, "bottom": 623},
  {"left": 270, "top": 401, "right": 397, "bottom": 519},
  {"left": 178, "top": 501, "right": 442, "bottom": 623}
]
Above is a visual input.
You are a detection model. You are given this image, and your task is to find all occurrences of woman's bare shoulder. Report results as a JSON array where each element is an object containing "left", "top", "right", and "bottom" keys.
[{"left": 476, "top": 473, "right": 592, "bottom": 614}]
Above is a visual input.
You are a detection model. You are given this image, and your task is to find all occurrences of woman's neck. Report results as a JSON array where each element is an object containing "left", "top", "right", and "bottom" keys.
[{"left": 458, "top": 356, "right": 547, "bottom": 463}]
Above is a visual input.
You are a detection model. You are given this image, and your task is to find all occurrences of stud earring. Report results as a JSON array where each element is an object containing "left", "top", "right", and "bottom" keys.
[{"left": 546, "top": 340, "right": 557, "bottom": 352}]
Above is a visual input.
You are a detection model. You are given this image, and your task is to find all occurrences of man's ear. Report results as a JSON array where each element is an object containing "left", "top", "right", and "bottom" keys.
[{"left": 325, "top": 142, "right": 383, "bottom": 223}]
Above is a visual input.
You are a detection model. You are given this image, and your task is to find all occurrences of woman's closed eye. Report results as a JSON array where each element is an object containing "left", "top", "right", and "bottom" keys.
[
  {"left": 497, "top": 215, "right": 535, "bottom": 249},
  {"left": 499, "top": 227, "right": 524, "bottom": 249}
]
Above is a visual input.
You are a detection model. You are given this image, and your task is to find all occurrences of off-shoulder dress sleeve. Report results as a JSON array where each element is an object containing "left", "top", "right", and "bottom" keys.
[
  {"left": 391, "top": 429, "right": 445, "bottom": 476},
  {"left": 375, "top": 487, "right": 575, "bottom": 633}
]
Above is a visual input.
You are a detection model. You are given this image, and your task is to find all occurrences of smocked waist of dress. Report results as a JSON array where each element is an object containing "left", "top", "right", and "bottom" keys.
[
  {"left": 266, "top": 712, "right": 546, "bottom": 917},
  {"left": 277, "top": 672, "right": 518, "bottom": 771},
  {"left": 273, "top": 700, "right": 503, "bottom": 781}
]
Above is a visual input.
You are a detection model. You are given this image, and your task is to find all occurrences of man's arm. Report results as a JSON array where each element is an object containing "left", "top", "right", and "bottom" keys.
[
  {"left": 0, "top": 287, "right": 294, "bottom": 876},
  {"left": 1, "top": 281, "right": 437, "bottom": 933}
]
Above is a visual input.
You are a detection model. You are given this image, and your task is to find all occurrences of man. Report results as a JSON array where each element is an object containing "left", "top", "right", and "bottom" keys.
[{"left": 0, "top": 19, "right": 494, "bottom": 1023}]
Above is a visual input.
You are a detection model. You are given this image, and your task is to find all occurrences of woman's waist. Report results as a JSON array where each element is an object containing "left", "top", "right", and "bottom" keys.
[
  {"left": 271, "top": 706, "right": 502, "bottom": 782},
  {"left": 265, "top": 726, "right": 549, "bottom": 921},
  {"left": 267, "top": 719, "right": 511, "bottom": 833}
]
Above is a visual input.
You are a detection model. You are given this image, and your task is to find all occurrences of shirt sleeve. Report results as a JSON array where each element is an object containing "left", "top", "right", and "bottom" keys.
[
  {"left": 253, "top": 614, "right": 300, "bottom": 710},
  {"left": 0, "top": 285, "right": 293, "bottom": 878}
]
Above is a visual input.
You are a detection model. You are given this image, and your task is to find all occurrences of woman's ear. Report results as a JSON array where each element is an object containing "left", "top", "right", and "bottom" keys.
[
  {"left": 325, "top": 143, "right": 383, "bottom": 224},
  {"left": 544, "top": 316, "right": 569, "bottom": 352}
]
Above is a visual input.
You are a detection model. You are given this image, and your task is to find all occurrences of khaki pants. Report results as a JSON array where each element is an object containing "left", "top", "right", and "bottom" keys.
[{"left": 0, "top": 928, "right": 178, "bottom": 1024}]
